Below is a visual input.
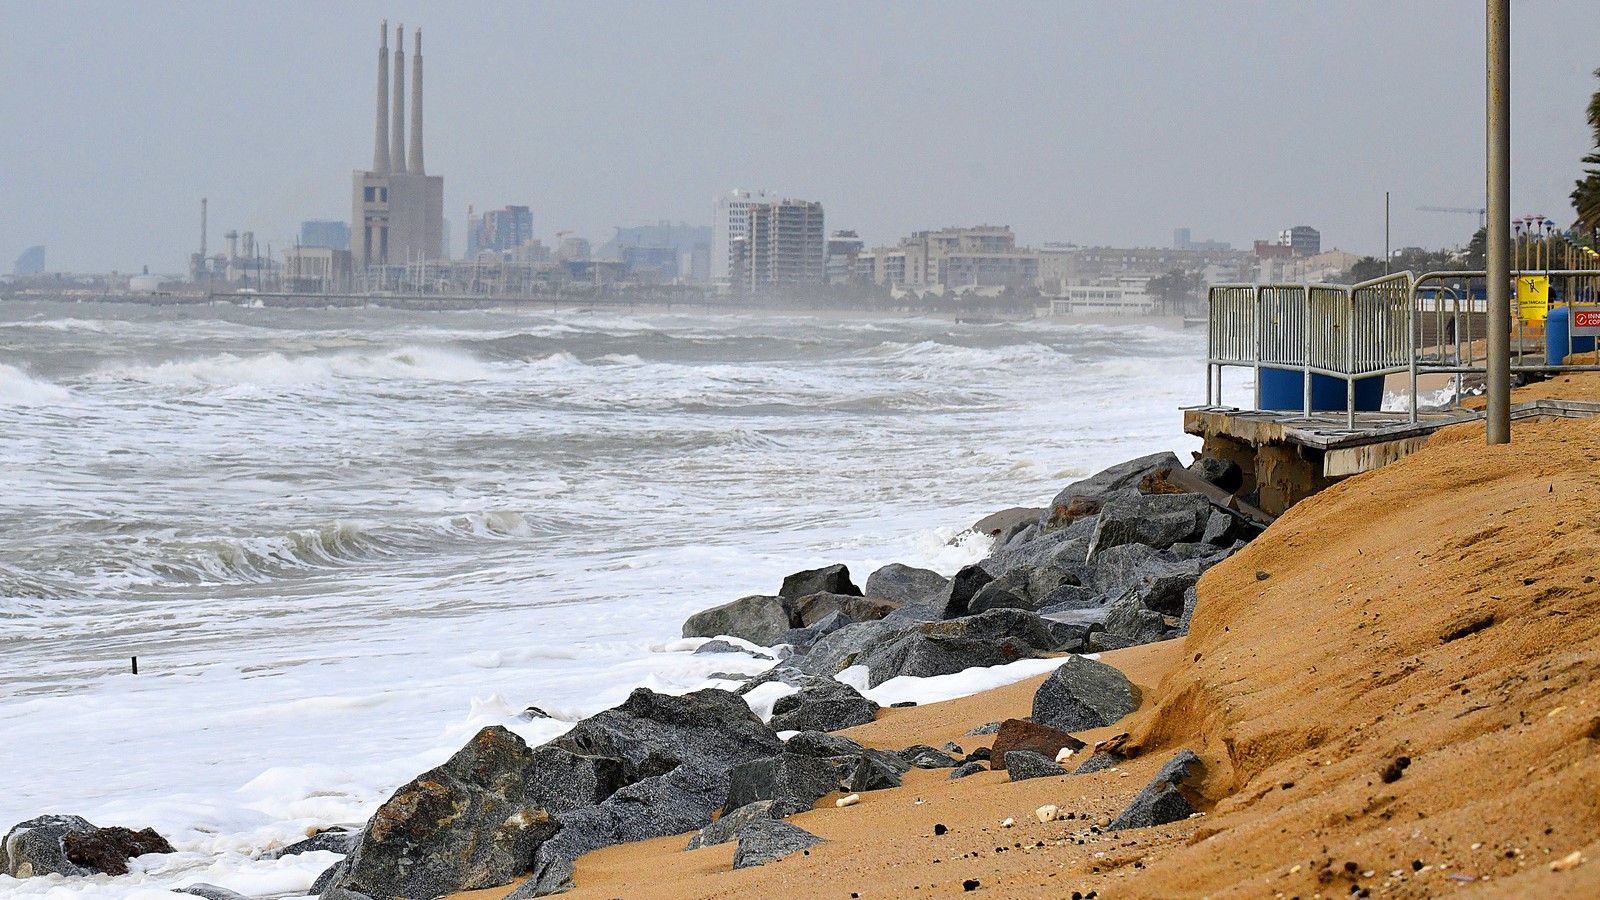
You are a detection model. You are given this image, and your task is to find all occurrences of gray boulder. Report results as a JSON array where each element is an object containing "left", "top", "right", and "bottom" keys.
[
  {"left": 550, "top": 687, "right": 783, "bottom": 788},
  {"left": 982, "top": 521, "right": 1094, "bottom": 581},
  {"left": 261, "top": 827, "right": 359, "bottom": 860},
  {"left": 968, "top": 565, "right": 1081, "bottom": 614},
  {"left": 864, "top": 563, "right": 951, "bottom": 609},
  {"left": 328, "top": 726, "right": 560, "bottom": 900},
  {"left": 523, "top": 744, "right": 628, "bottom": 812},
  {"left": 681, "top": 594, "right": 795, "bottom": 646},
  {"left": 722, "top": 753, "right": 842, "bottom": 817},
  {"left": 732, "top": 819, "right": 825, "bottom": 870},
  {"left": 940, "top": 564, "right": 994, "bottom": 619},
  {"left": 793, "top": 592, "right": 899, "bottom": 627},
  {"left": 855, "top": 608, "right": 1088, "bottom": 688},
  {"left": 1088, "top": 630, "right": 1145, "bottom": 653},
  {"left": 897, "top": 745, "right": 960, "bottom": 769},
  {"left": 1106, "top": 750, "right": 1204, "bottom": 832},
  {"left": 1186, "top": 456, "right": 1243, "bottom": 493},
  {"left": 847, "top": 752, "right": 906, "bottom": 793},
  {"left": 1086, "top": 493, "right": 1211, "bottom": 561},
  {"left": 1046, "top": 451, "right": 1185, "bottom": 516},
  {"left": 516, "top": 765, "right": 721, "bottom": 898},
  {"left": 684, "top": 800, "right": 779, "bottom": 851},
  {"left": 692, "top": 639, "right": 771, "bottom": 659},
  {"left": 1087, "top": 543, "right": 1163, "bottom": 595},
  {"left": 780, "top": 564, "right": 861, "bottom": 599},
  {"left": 797, "top": 620, "right": 907, "bottom": 676},
  {"left": 1031, "top": 656, "right": 1139, "bottom": 733},
  {"left": 769, "top": 678, "right": 879, "bottom": 733},
  {"left": 783, "top": 730, "right": 868, "bottom": 759},
  {"left": 1036, "top": 583, "right": 1101, "bottom": 613},
  {"left": 772, "top": 610, "right": 853, "bottom": 651},
  {"left": 1004, "top": 750, "right": 1069, "bottom": 781},
  {"left": 1102, "top": 589, "right": 1171, "bottom": 644},
  {"left": 734, "top": 664, "right": 810, "bottom": 696},
  {"left": 1, "top": 814, "right": 97, "bottom": 878},
  {"left": 1177, "top": 585, "right": 1200, "bottom": 636},
  {"left": 1070, "top": 750, "right": 1127, "bottom": 775}
]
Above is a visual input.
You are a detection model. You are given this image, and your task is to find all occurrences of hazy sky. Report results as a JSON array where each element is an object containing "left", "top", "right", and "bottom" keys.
[{"left": 3, "top": 1, "right": 1598, "bottom": 273}]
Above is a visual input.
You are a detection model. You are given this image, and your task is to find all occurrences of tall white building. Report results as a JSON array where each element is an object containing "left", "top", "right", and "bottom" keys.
[{"left": 711, "top": 189, "right": 776, "bottom": 288}]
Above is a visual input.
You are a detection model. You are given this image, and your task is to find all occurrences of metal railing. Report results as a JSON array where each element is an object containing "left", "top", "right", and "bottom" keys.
[{"left": 1205, "top": 269, "right": 1600, "bottom": 428}]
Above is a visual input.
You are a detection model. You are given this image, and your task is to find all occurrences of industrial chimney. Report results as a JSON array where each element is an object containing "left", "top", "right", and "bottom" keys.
[
  {"left": 390, "top": 23, "right": 407, "bottom": 174},
  {"left": 373, "top": 20, "right": 390, "bottom": 174},
  {"left": 408, "top": 29, "right": 425, "bottom": 175}
]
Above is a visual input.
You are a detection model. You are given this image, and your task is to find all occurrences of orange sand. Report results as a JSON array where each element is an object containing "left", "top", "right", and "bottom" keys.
[{"left": 457, "top": 373, "right": 1600, "bottom": 900}]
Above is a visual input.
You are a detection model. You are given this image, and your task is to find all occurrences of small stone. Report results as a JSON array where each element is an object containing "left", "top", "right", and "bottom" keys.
[
  {"left": 1001, "top": 818, "right": 1015, "bottom": 828},
  {"left": 1550, "top": 851, "right": 1584, "bottom": 872},
  {"left": 836, "top": 793, "right": 861, "bottom": 808},
  {"left": 1055, "top": 747, "right": 1076, "bottom": 764},
  {"left": 963, "top": 878, "right": 981, "bottom": 891},
  {"left": 1255, "top": 570, "right": 1270, "bottom": 581},
  {"left": 948, "top": 761, "right": 986, "bottom": 781},
  {"left": 934, "top": 823, "right": 948, "bottom": 836},
  {"left": 1035, "top": 805, "right": 1059, "bottom": 823}
]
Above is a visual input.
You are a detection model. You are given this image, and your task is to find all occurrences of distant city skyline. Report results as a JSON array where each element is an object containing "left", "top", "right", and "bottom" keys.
[{"left": 2, "top": 1, "right": 1598, "bottom": 273}]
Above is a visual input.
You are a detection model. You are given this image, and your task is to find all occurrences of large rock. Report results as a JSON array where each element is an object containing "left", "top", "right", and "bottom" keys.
[
  {"left": 681, "top": 594, "right": 795, "bottom": 646},
  {"left": 1186, "top": 456, "right": 1243, "bottom": 493},
  {"left": 793, "top": 592, "right": 899, "bottom": 627},
  {"left": 522, "top": 744, "right": 627, "bottom": 812},
  {"left": 968, "top": 566, "right": 1081, "bottom": 614},
  {"left": 768, "top": 677, "right": 879, "bottom": 733},
  {"left": 63, "top": 826, "right": 175, "bottom": 876},
  {"left": 1086, "top": 493, "right": 1211, "bottom": 561},
  {"left": 772, "top": 610, "right": 853, "bottom": 651},
  {"left": 722, "top": 753, "right": 842, "bottom": 817},
  {"left": 981, "top": 522, "right": 1094, "bottom": 581},
  {"left": 847, "top": 751, "right": 907, "bottom": 792},
  {"left": 940, "top": 564, "right": 995, "bottom": 618},
  {"left": 515, "top": 765, "right": 721, "bottom": 898},
  {"left": 1004, "top": 750, "right": 1069, "bottom": 781},
  {"left": 1045, "top": 452, "right": 1185, "bottom": 522},
  {"left": 329, "top": 726, "right": 560, "bottom": 900},
  {"left": 1087, "top": 543, "right": 1163, "bottom": 596},
  {"left": 550, "top": 687, "right": 784, "bottom": 788},
  {"left": 989, "top": 719, "right": 1085, "bottom": 769},
  {"left": 1031, "top": 656, "right": 1139, "bottom": 733},
  {"left": 856, "top": 608, "right": 1088, "bottom": 688},
  {"left": 969, "top": 507, "right": 1044, "bottom": 546},
  {"left": 797, "top": 620, "right": 908, "bottom": 676},
  {"left": 864, "top": 563, "right": 951, "bottom": 608},
  {"left": 684, "top": 800, "right": 779, "bottom": 851},
  {"left": 897, "top": 745, "right": 960, "bottom": 769},
  {"left": 1106, "top": 750, "right": 1204, "bottom": 832},
  {"left": 732, "top": 819, "right": 825, "bottom": 869},
  {"left": 780, "top": 564, "right": 861, "bottom": 599},
  {"left": 1102, "top": 589, "right": 1171, "bottom": 644},
  {"left": 262, "top": 827, "right": 359, "bottom": 860},
  {"left": 1, "top": 815, "right": 98, "bottom": 878}
]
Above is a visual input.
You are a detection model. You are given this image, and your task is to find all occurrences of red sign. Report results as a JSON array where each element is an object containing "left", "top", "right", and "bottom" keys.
[{"left": 1573, "top": 306, "right": 1600, "bottom": 337}]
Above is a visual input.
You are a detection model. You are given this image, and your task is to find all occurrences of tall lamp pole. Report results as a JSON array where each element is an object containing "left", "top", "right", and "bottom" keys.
[{"left": 1485, "top": 0, "right": 1511, "bottom": 445}]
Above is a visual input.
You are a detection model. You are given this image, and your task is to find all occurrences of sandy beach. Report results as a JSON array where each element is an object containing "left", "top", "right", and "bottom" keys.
[{"left": 451, "top": 373, "right": 1600, "bottom": 899}]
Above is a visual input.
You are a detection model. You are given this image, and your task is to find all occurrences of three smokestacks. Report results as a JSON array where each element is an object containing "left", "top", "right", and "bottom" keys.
[{"left": 371, "top": 20, "right": 426, "bottom": 176}]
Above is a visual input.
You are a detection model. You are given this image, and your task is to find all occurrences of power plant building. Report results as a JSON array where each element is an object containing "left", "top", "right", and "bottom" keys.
[{"left": 353, "top": 22, "right": 444, "bottom": 270}]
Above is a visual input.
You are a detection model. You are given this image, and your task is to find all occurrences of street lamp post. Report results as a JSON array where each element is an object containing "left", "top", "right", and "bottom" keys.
[{"left": 1485, "top": 0, "right": 1510, "bottom": 445}]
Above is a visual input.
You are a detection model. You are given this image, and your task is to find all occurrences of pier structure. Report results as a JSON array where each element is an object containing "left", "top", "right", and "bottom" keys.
[{"left": 1190, "top": 268, "right": 1600, "bottom": 514}]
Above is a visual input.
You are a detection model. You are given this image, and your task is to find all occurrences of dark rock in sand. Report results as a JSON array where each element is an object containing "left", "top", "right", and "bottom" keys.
[
  {"left": 1004, "top": 750, "right": 1069, "bottom": 781},
  {"left": 330, "top": 726, "right": 559, "bottom": 900},
  {"left": 732, "top": 818, "right": 825, "bottom": 869},
  {"left": 1201, "top": 509, "right": 1253, "bottom": 546},
  {"left": 1071, "top": 750, "right": 1127, "bottom": 776},
  {"left": 948, "top": 761, "right": 987, "bottom": 781},
  {"left": 793, "top": 592, "right": 899, "bottom": 627},
  {"left": 61, "top": 825, "right": 174, "bottom": 876},
  {"left": 783, "top": 730, "right": 868, "bottom": 760},
  {"left": 848, "top": 752, "right": 906, "bottom": 792},
  {"left": 1138, "top": 571, "right": 1200, "bottom": 618},
  {"left": 1087, "top": 630, "right": 1144, "bottom": 653},
  {"left": 864, "top": 563, "right": 951, "bottom": 609},
  {"left": 176, "top": 884, "right": 253, "bottom": 900},
  {"left": 516, "top": 765, "right": 721, "bottom": 898},
  {"left": 681, "top": 594, "right": 795, "bottom": 646},
  {"left": 1103, "top": 589, "right": 1171, "bottom": 644},
  {"left": 685, "top": 800, "right": 780, "bottom": 851},
  {"left": 769, "top": 677, "right": 879, "bottom": 733},
  {"left": 897, "top": 744, "right": 960, "bottom": 769},
  {"left": 941, "top": 563, "right": 995, "bottom": 618},
  {"left": 965, "top": 721, "right": 1002, "bottom": 736},
  {"left": 722, "top": 753, "right": 842, "bottom": 818},
  {"left": 855, "top": 607, "right": 1089, "bottom": 688},
  {"left": 1106, "top": 750, "right": 1204, "bottom": 832},
  {"left": 261, "top": 827, "right": 359, "bottom": 860},
  {"left": 989, "top": 719, "right": 1086, "bottom": 770},
  {"left": 1186, "top": 455, "right": 1244, "bottom": 494},
  {"left": 1086, "top": 493, "right": 1211, "bottom": 561},
  {"left": 1031, "top": 655, "right": 1139, "bottom": 733},
  {"left": 1, "top": 814, "right": 98, "bottom": 878},
  {"left": 550, "top": 687, "right": 784, "bottom": 787},
  {"left": 780, "top": 563, "right": 861, "bottom": 599}
]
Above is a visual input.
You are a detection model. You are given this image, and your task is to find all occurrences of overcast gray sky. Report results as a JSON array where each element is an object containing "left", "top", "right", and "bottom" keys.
[{"left": 3, "top": 1, "right": 1598, "bottom": 274}]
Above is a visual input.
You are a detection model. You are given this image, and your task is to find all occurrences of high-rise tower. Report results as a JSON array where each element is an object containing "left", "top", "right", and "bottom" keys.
[{"left": 353, "top": 22, "right": 443, "bottom": 271}]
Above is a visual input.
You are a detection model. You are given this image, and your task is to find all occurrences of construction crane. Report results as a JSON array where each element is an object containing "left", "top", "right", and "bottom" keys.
[{"left": 1418, "top": 206, "right": 1487, "bottom": 229}]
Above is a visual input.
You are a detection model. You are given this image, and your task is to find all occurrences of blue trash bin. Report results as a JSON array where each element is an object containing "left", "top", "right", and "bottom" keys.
[{"left": 1545, "top": 305, "right": 1597, "bottom": 364}]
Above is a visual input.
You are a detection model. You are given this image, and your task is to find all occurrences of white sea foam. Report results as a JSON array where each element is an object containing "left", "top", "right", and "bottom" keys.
[{"left": 0, "top": 362, "right": 72, "bottom": 405}]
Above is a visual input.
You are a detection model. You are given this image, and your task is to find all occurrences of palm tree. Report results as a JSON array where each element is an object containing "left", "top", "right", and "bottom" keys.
[{"left": 1571, "top": 69, "right": 1600, "bottom": 236}]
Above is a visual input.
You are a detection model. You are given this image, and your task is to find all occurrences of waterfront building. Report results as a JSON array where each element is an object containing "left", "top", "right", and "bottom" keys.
[
  {"left": 733, "top": 199, "right": 825, "bottom": 292},
  {"left": 825, "top": 230, "right": 865, "bottom": 285},
  {"left": 299, "top": 221, "right": 351, "bottom": 251},
  {"left": 868, "top": 225, "right": 1036, "bottom": 289},
  {"left": 711, "top": 189, "right": 777, "bottom": 288},
  {"left": 467, "top": 205, "right": 533, "bottom": 257},
  {"left": 1279, "top": 225, "right": 1322, "bottom": 257},
  {"left": 1037, "top": 243, "right": 1252, "bottom": 292},
  {"left": 283, "top": 247, "right": 354, "bottom": 293},
  {"left": 352, "top": 22, "right": 445, "bottom": 270}
]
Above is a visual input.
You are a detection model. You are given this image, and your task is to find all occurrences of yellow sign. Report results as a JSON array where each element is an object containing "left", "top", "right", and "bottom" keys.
[{"left": 1517, "top": 275, "right": 1549, "bottom": 323}]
